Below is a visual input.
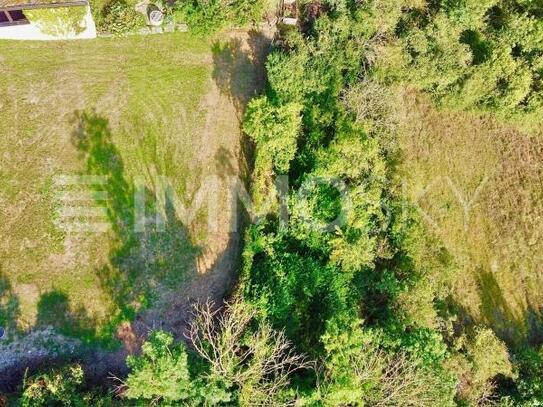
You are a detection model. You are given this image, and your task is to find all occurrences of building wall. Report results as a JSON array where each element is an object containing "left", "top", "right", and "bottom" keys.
[{"left": 0, "top": 5, "right": 96, "bottom": 40}]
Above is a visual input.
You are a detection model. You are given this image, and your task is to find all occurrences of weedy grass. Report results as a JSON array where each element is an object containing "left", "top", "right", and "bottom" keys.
[{"left": 399, "top": 90, "right": 543, "bottom": 346}]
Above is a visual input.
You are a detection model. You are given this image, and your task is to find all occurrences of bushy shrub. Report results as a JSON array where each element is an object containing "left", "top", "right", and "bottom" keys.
[
  {"left": 172, "top": 0, "right": 226, "bottom": 34},
  {"left": 124, "top": 331, "right": 200, "bottom": 403},
  {"left": 99, "top": 0, "right": 144, "bottom": 35},
  {"left": 19, "top": 364, "right": 113, "bottom": 406},
  {"left": 172, "top": 0, "right": 269, "bottom": 34}
]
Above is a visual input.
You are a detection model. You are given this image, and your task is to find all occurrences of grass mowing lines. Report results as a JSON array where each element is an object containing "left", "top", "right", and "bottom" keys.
[{"left": 0, "top": 33, "right": 220, "bottom": 345}]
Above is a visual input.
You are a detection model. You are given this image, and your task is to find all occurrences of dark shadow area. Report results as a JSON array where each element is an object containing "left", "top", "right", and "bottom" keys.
[
  {"left": 0, "top": 268, "right": 20, "bottom": 339},
  {"left": 213, "top": 146, "right": 252, "bottom": 233},
  {"left": 215, "top": 146, "right": 237, "bottom": 180},
  {"left": 476, "top": 269, "right": 543, "bottom": 347},
  {"left": 476, "top": 269, "right": 521, "bottom": 341},
  {"left": 71, "top": 110, "right": 200, "bottom": 338},
  {"left": 36, "top": 290, "right": 97, "bottom": 342},
  {"left": 211, "top": 30, "right": 272, "bottom": 120},
  {"left": 446, "top": 268, "right": 543, "bottom": 349},
  {"left": 485, "top": 5, "right": 507, "bottom": 30},
  {"left": 460, "top": 30, "right": 491, "bottom": 65}
]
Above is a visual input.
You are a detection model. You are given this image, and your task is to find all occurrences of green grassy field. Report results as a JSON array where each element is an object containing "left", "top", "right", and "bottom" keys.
[
  {"left": 0, "top": 32, "right": 255, "bottom": 344},
  {"left": 398, "top": 90, "right": 543, "bottom": 346}
]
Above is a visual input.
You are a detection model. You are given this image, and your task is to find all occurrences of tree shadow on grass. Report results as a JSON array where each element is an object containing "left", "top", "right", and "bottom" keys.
[
  {"left": 475, "top": 269, "right": 543, "bottom": 347},
  {"left": 214, "top": 146, "right": 237, "bottom": 180},
  {"left": 211, "top": 30, "right": 271, "bottom": 180},
  {"left": 71, "top": 110, "right": 199, "bottom": 342},
  {"left": 447, "top": 268, "right": 543, "bottom": 348},
  {"left": 211, "top": 30, "right": 272, "bottom": 120},
  {"left": 36, "top": 290, "right": 97, "bottom": 342},
  {"left": 0, "top": 269, "right": 20, "bottom": 340}
]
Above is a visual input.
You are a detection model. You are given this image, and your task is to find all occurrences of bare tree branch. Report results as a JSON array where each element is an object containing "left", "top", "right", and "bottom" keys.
[{"left": 187, "top": 300, "right": 313, "bottom": 406}]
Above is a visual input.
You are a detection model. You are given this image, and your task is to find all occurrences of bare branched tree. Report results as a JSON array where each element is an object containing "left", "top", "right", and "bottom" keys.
[
  {"left": 342, "top": 79, "right": 400, "bottom": 135},
  {"left": 187, "top": 300, "right": 312, "bottom": 406},
  {"left": 319, "top": 336, "right": 453, "bottom": 407},
  {"left": 376, "top": 352, "right": 452, "bottom": 407}
]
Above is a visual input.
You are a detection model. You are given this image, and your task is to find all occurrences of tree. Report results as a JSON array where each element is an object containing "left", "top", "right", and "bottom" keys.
[
  {"left": 450, "top": 327, "right": 514, "bottom": 405},
  {"left": 123, "top": 302, "right": 309, "bottom": 406},
  {"left": 243, "top": 96, "right": 303, "bottom": 208},
  {"left": 123, "top": 330, "right": 198, "bottom": 404},
  {"left": 376, "top": 0, "right": 543, "bottom": 120},
  {"left": 318, "top": 316, "right": 456, "bottom": 406},
  {"left": 188, "top": 301, "right": 311, "bottom": 406},
  {"left": 243, "top": 97, "right": 303, "bottom": 175},
  {"left": 510, "top": 346, "right": 543, "bottom": 406}
]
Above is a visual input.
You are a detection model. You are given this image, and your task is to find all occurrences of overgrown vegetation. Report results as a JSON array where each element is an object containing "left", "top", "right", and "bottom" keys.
[
  {"left": 172, "top": 0, "right": 270, "bottom": 34},
  {"left": 239, "top": 7, "right": 462, "bottom": 405},
  {"left": 91, "top": 0, "right": 270, "bottom": 35},
  {"left": 99, "top": 0, "right": 145, "bottom": 35},
  {"left": 4, "top": 0, "right": 543, "bottom": 405},
  {"left": 24, "top": 6, "right": 88, "bottom": 37},
  {"left": 120, "top": 302, "right": 308, "bottom": 405},
  {"left": 238, "top": 0, "right": 543, "bottom": 404},
  {"left": 18, "top": 365, "right": 113, "bottom": 406}
]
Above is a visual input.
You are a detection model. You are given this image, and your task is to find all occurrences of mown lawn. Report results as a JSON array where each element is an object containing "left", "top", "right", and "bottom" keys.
[{"left": 0, "top": 33, "right": 243, "bottom": 344}]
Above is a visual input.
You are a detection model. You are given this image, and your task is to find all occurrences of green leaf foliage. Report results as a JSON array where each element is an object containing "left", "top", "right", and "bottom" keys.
[
  {"left": 99, "top": 1, "right": 145, "bottom": 35},
  {"left": 376, "top": 0, "right": 543, "bottom": 121},
  {"left": 172, "top": 0, "right": 269, "bottom": 34},
  {"left": 19, "top": 364, "right": 114, "bottom": 406},
  {"left": 24, "top": 6, "right": 88, "bottom": 37},
  {"left": 124, "top": 331, "right": 195, "bottom": 403}
]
